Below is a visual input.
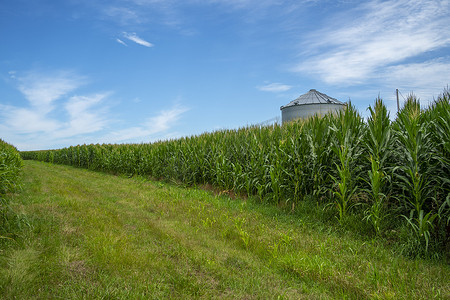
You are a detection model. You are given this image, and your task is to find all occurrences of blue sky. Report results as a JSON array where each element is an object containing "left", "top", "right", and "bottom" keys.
[{"left": 1, "top": 0, "right": 449, "bottom": 150}]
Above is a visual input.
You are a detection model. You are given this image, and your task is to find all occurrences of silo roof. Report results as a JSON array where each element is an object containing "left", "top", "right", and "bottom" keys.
[{"left": 281, "top": 89, "right": 344, "bottom": 109}]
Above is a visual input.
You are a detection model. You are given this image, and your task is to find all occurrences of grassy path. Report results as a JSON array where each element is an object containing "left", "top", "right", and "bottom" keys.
[{"left": 0, "top": 161, "right": 448, "bottom": 299}]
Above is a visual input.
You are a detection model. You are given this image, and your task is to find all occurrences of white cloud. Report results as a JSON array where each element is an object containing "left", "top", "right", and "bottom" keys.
[
  {"left": 103, "top": 104, "right": 189, "bottom": 143},
  {"left": 294, "top": 0, "right": 450, "bottom": 85},
  {"left": 257, "top": 82, "right": 292, "bottom": 92},
  {"left": 116, "top": 38, "right": 128, "bottom": 46},
  {"left": 123, "top": 32, "right": 153, "bottom": 47},
  {"left": 145, "top": 105, "right": 188, "bottom": 132},
  {"left": 384, "top": 60, "right": 450, "bottom": 90},
  {"left": 17, "top": 70, "right": 85, "bottom": 112},
  {"left": 0, "top": 70, "right": 111, "bottom": 150},
  {"left": 0, "top": 93, "right": 110, "bottom": 148},
  {"left": 0, "top": 70, "right": 87, "bottom": 136},
  {"left": 382, "top": 59, "right": 450, "bottom": 106},
  {"left": 1, "top": 68, "right": 190, "bottom": 149},
  {"left": 56, "top": 93, "right": 109, "bottom": 138},
  {"left": 0, "top": 105, "right": 60, "bottom": 134}
]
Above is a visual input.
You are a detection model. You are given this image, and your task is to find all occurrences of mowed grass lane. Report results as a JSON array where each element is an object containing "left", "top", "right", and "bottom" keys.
[{"left": 1, "top": 160, "right": 448, "bottom": 299}]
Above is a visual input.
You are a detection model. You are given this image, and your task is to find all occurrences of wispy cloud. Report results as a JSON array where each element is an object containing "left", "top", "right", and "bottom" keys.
[
  {"left": 17, "top": 70, "right": 85, "bottom": 113},
  {"left": 384, "top": 60, "right": 450, "bottom": 90},
  {"left": 382, "top": 59, "right": 450, "bottom": 105},
  {"left": 1, "top": 68, "right": 191, "bottom": 149},
  {"left": 0, "top": 105, "right": 60, "bottom": 134},
  {"left": 0, "top": 70, "right": 110, "bottom": 150},
  {"left": 103, "top": 104, "right": 189, "bottom": 143},
  {"left": 56, "top": 93, "right": 109, "bottom": 138},
  {"left": 103, "top": 6, "right": 144, "bottom": 26},
  {"left": 99, "top": 0, "right": 308, "bottom": 33},
  {"left": 294, "top": 0, "right": 450, "bottom": 85},
  {"left": 116, "top": 38, "right": 128, "bottom": 46},
  {"left": 122, "top": 32, "right": 153, "bottom": 47},
  {"left": 257, "top": 82, "right": 292, "bottom": 92}
]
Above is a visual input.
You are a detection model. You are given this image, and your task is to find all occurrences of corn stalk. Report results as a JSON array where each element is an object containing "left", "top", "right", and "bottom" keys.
[
  {"left": 363, "top": 98, "right": 392, "bottom": 235},
  {"left": 329, "top": 104, "right": 365, "bottom": 224}
]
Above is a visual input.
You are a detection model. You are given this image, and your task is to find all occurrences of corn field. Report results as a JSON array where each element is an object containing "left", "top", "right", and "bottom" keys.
[
  {"left": 1, "top": 139, "right": 24, "bottom": 240},
  {"left": 21, "top": 91, "right": 450, "bottom": 255},
  {"left": 0, "top": 139, "right": 22, "bottom": 195}
]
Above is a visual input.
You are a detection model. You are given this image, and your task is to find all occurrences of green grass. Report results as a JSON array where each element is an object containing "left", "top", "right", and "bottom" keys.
[{"left": 1, "top": 160, "right": 448, "bottom": 299}]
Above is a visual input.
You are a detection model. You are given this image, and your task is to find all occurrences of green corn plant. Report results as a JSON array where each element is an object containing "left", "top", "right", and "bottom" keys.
[
  {"left": 438, "top": 194, "right": 450, "bottom": 227},
  {"left": 267, "top": 138, "right": 289, "bottom": 204},
  {"left": 365, "top": 98, "right": 392, "bottom": 167},
  {"left": 0, "top": 139, "right": 23, "bottom": 241},
  {"left": 292, "top": 166, "right": 303, "bottom": 204},
  {"left": 403, "top": 209, "right": 438, "bottom": 253},
  {"left": 362, "top": 98, "right": 392, "bottom": 235},
  {"left": 232, "top": 162, "right": 245, "bottom": 192},
  {"left": 279, "top": 133, "right": 305, "bottom": 205},
  {"left": 269, "top": 164, "right": 282, "bottom": 204},
  {"left": 363, "top": 156, "right": 387, "bottom": 235},
  {"left": 393, "top": 95, "right": 441, "bottom": 253},
  {"left": 0, "top": 139, "right": 23, "bottom": 195},
  {"left": 329, "top": 104, "right": 365, "bottom": 224},
  {"left": 304, "top": 114, "right": 333, "bottom": 201},
  {"left": 285, "top": 120, "right": 310, "bottom": 204},
  {"left": 426, "top": 90, "right": 450, "bottom": 249},
  {"left": 330, "top": 143, "right": 357, "bottom": 224},
  {"left": 393, "top": 96, "right": 436, "bottom": 213},
  {"left": 429, "top": 92, "right": 450, "bottom": 193}
]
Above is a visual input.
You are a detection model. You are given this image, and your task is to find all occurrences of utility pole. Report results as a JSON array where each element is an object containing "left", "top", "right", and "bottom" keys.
[{"left": 396, "top": 89, "right": 400, "bottom": 112}]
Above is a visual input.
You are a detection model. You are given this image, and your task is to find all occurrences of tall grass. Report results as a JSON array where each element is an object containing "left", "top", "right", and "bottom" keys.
[{"left": 21, "top": 89, "right": 450, "bottom": 257}]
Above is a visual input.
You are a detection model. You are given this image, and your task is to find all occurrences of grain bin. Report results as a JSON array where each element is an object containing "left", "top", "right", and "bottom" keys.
[{"left": 280, "top": 89, "right": 346, "bottom": 123}]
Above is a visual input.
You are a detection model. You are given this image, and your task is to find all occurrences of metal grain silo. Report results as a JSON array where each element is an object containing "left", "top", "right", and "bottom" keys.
[{"left": 280, "top": 89, "right": 345, "bottom": 123}]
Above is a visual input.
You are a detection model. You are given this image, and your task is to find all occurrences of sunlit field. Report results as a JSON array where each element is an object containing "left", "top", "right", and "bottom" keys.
[
  {"left": 21, "top": 92, "right": 450, "bottom": 257},
  {"left": 1, "top": 91, "right": 449, "bottom": 298}
]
